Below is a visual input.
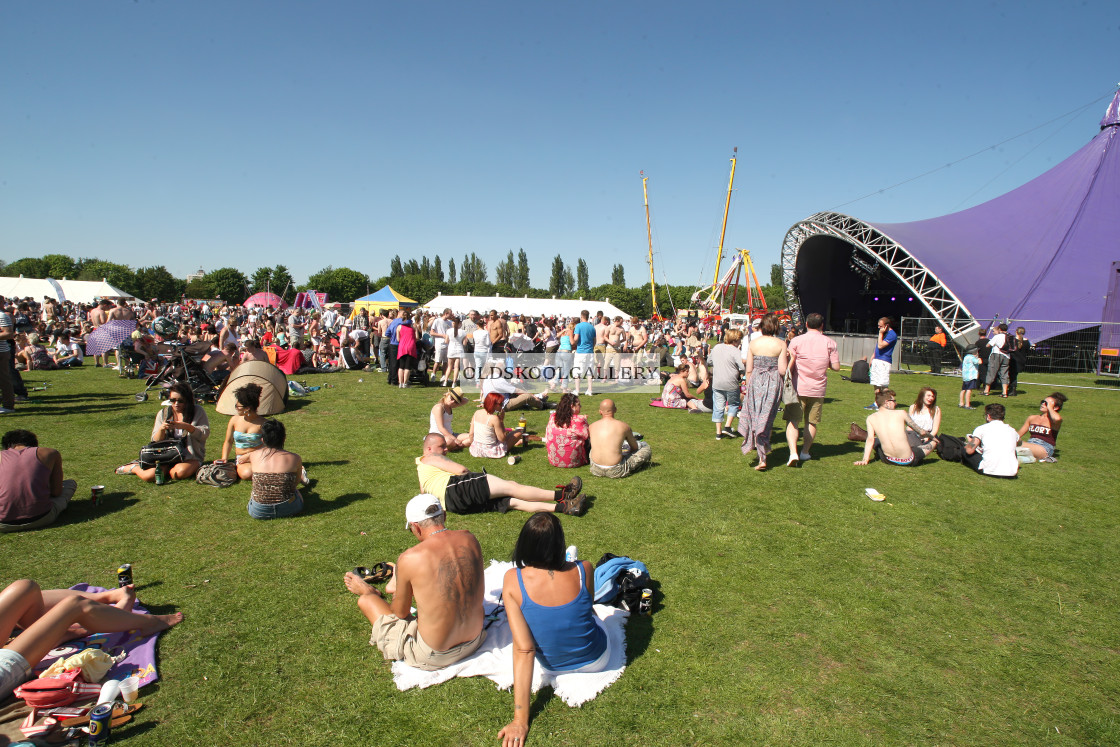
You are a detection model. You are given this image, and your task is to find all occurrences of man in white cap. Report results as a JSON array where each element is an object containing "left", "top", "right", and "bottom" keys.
[{"left": 343, "top": 494, "right": 486, "bottom": 670}]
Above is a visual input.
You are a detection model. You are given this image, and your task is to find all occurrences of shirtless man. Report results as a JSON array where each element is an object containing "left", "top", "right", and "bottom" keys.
[
  {"left": 87, "top": 299, "right": 111, "bottom": 367},
  {"left": 854, "top": 389, "right": 938, "bottom": 467},
  {"left": 202, "top": 342, "right": 240, "bottom": 382},
  {"left": 603, "top": 317, "right": 625, "bottom": 380},
  {"left": 375, "top": 311, "right": 391, "bottom": 371},
  {"left": 488, "top": 310, "right": 509, "bottom": 354},
  {"left": 588, "top": 399, "right": 651, "bottom": 478},
  {"left": 239, "top": 338, "right": 269, "bottom": 363},
  {"left": 417, "top": 434, "right": 585, "bottom": 516},
  {"left": 106, "top": 300, "right": 135, "bottom": 321},
  {"left": 593, "top": 313, "right": 610, "bottom": 375},
  {"left": 343, "top": 494, "right": 486, "bottom": 671}
]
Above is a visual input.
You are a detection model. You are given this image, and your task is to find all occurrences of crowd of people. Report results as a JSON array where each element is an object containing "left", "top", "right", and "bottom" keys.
[{"left": 0, "top": 290, "right": 1075, "bottom": 743}]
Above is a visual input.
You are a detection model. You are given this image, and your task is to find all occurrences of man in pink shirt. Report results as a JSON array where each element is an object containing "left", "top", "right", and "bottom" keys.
[{"left": 784, "top": 313, "right": 840, "bottom": 466}]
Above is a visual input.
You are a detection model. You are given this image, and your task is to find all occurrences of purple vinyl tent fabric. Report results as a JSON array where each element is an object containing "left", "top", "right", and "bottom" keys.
[{"left": 784, "top": 89, "right": 1120, "bottom": 343}]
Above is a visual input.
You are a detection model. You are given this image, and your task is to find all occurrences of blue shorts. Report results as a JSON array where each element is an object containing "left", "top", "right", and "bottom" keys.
[
  {"left": 961, "top": 380, "right": 979, "bottom": 391},
  {"left": 0, "top": 648, "right": 32, "bottom": 700},
  {"left": 711, "top": 388, "right": 741, "bottom": 422},
  {"left": 1027, "top": 438, "right": 1055, "bottom": 458},
  {"left": 247, "top": 492, "right": 304, "bottom": 520}
]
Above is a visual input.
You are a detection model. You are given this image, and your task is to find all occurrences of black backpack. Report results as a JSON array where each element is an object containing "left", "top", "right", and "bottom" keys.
[
  {"left": 937, "top": 434, "right": 967, "bottom": 462},
  {"left": 850, "top": 359, "right": 871, "bottom": 384}
]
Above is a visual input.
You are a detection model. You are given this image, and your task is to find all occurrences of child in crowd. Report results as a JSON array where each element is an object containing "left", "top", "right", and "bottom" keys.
[{"left": 959, "top": 347, "right": 980, "bottom": 409}]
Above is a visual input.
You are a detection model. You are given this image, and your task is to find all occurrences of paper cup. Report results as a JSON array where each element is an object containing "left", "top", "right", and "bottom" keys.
[{"left": 119, "top": 675, "right": 140, "bottom": 703}]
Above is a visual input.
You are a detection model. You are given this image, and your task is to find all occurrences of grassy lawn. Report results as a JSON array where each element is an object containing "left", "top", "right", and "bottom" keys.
[{"left": 4, "top": 364, "right": 1119, "bottom": 745}]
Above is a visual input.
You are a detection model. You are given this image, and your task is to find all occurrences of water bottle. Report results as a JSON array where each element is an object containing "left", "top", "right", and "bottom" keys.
[{"left": 565, "top": 545, "right": 577, "bottom": 562}]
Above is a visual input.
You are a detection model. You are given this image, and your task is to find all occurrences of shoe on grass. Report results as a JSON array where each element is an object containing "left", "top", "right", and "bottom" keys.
[
  {"left": 558, "top": 493, "right": 586, "bottom": 516},
  {"left": 555, "top": 476, "right": 582, "bottom": 503},
  {"left": 798, "top": 451, "right": 812, "bottom": 461}
]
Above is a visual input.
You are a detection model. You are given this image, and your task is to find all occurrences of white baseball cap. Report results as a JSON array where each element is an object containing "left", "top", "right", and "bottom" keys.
[{"left": 405, "top": 494, "right": 444, "bottom": 528}]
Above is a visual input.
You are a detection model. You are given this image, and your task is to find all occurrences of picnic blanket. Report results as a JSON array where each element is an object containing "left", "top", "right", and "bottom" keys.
[
  {"left": 265, "top": 346, "right": 305, "bottom": 375},
  {"left": 389, "top": 561, "right": 630, "bottom": 707},
  {"left": 0, "top": 584, "right": 165, "bottom": 741}
]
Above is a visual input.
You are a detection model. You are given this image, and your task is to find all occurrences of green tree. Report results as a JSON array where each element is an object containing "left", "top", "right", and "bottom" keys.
[
  {"left": 448, "top": 258, "right": 456, "bottom": 284},
  {"left": 77, "top": 260, "right": 139, "bottom": 295},
  {"left": 515, "top": 249, "right": 530, "bottom": 291},
  {"left": 184, "top": 277, "right": 212, "bottom": 299},
  {"left": 271, "top": 265, "right": 294, "bottom": 300},
  {"left": 304, "top": 266, "right": 370, "bottom": 303},
  {"left": 250, "top": 267, "right": 274, "bottom": 295},
  {"left": 2, "top": 258, "right": 48, "bottom": 278},
  {"left": 563, "top": 265, "right": 574, "bottom": 297},
  {"left": 577, "top": 259, "right": 589, "bottom": 292},
  {"left": 770, "top": 263, "right": 783, "bottom": 287},
  {"left": 404, "top": 258, "right": 420, "bottom": 275},
  {"left": 434, "top": 255, "right": 444, "bottom": 282},
  {"left": 461, "top": 253, "right": 487, "bottom": 284},
  {"left": 420, "top": 256, "right": 432, "bottom": 280},
  {"left": 134, "top": 266, "right": 184, "bottom": 302},
  {"left": 42, "top": 254, "right": 78, "bottom": 279},
  {"left": 390, "top": 256, "right": 404, "bottom": 277},
  {"left": 611, "top": 264, "right": 625, "bottom": 286},
  {"left": 495, "top": 251, "right": 515, "bottom": 286},
  {"left": 202, "top": 267, "right": 250, "bottom": 303}
]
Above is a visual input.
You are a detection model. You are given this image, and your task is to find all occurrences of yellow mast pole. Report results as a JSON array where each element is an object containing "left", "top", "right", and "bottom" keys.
[
  {"left": 712, "top": 148, "right": 737, "bottom": 291},
  {"left": 642, "top": 172, "right": 660, "bottom": 318}
]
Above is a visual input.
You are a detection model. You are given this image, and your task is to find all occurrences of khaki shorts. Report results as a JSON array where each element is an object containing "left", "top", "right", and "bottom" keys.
[
  {"left": 782, "top": 395, "right": 823, "bottom": 426},
  {"left": 370, "top": 614, "right": 485, "bottom": 671}
]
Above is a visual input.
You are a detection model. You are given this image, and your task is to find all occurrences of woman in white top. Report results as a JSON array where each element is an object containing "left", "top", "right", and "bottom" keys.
[
  {"left": 469, "top": 392, "right": 528, "bottom": 458},
  {"left": 445, "top": 317, "right": 467, "bottom": 387},
  {"left": 907, "top": 387, "right": 941, "bottom": 436},
  {"left": 429, "top": 387, "right": 472, "bottom": 451}
]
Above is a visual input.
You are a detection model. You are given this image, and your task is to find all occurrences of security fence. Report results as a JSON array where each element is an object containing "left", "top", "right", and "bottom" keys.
[{"left": 900, "top": 317, "right": 1120, "bottom": 376}]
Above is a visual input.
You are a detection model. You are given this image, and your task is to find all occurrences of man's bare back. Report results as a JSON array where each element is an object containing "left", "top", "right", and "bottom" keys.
[
  {"left": 396, "top": 530, "right": 484, "bottom": 650},
  {"left": 855, "top": 395, "right": 935, "bottom": 465},
  {"left": 88, "top": 307, "right": 107, "bottom": 327},
  {"left": 588, "top": 399, "right": 638, "bottom": 467}
]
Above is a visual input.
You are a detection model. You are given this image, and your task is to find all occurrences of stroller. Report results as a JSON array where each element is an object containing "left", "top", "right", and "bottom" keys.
[
  {"left": 135, "top": 339, "right": 221, "bottom": 403},
  {"left": 410, "top": 339, "right": 434, "bottom": 385}
]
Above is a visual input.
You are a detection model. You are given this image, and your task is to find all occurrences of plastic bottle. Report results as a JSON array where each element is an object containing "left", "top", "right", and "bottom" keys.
[{"left": 565, "top": 545, "right": 578, "bottom": 562}]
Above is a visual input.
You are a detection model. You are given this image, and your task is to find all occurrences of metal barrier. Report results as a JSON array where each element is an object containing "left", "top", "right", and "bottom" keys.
[{"left": 901, "top": 317, "right": 1120, "bottom": 376}]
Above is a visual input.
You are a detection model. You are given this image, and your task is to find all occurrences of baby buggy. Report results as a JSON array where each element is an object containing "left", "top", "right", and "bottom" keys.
[{"left": 135, "top": 339, "right": 221, "bottom": 403}]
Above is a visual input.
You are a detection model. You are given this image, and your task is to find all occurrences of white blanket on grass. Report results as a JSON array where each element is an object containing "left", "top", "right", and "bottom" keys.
[{"left": 390, "top": 561, "right": 630, "bottom": 706}]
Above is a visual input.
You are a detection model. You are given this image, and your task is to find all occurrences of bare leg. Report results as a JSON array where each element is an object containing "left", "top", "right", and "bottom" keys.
[
  {"left": 237, "top": 461, "right": 254, "bottom": 480},
  {"left": 344, "top": 572, "right": 393, "bottom": 624},
  {"left": 486, "top": 474, "right": 555, "bottom": 503},
  {"left": 1024, "top": 442, "right": 1049, "bottom": 459},
  {"left": 170, "top": 461, "right": 200, "bottom": 480},
  {"left": 509, "top": 498, "right": 561, "bottom": 513},
  {"left": 802, "top": 423, "right": 818, "bottom": 454},
  {"left": 132, "top": 467, "right": 157, "bottom": 483},
  {"left": 785, "top": 421, "right": 799, "bottom": 460},
  {"left": 6, "top": 594, "right": 181, "bottom": 671}
]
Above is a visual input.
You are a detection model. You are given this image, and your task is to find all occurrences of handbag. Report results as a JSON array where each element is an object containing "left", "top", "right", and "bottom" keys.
[
  {"left": 14, "top": 669, "right": 84, "bottom": 709},
  {"left": 139, "top": 408, "right": 188, "bottom": 469},
  {"left": 781, "top": 370, "right": 800, "bottom": 406},
  {"left": 848, "top": 422, "right": 869, "bottom": 442},
  {"left": 196, "top": 461, "right": 238, "bottom": 488}
]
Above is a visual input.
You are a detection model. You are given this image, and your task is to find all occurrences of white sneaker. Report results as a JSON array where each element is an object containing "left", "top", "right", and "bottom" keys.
[
  {"left": 799, "top": 451, "right": 812, "bottom": 461},
  {"left": 0, "top": 407, "right": 14, "bottom": 415}
]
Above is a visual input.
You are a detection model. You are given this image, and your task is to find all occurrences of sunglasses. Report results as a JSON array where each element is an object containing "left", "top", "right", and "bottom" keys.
[{"left": 169, "top": 398, "right": 185, "bottom": 404}]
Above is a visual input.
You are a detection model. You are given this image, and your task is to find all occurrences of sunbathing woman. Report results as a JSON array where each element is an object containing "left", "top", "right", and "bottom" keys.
[
  {"left": 469, "top": 392, "right": 529, "bottom": 459},
  {"left": 661, "top": 363, "right": 703, "bottom": 411},
  {"left": 1017, "top": 392, "right": 1066, "bottom": 461},
  {"left": 220, "top": 383, "right": 267, "bottom": 480},
  {"left": 0, "top": 579, "right": 182, "bottom": 701},
  {"left": 498, "top": 513, "right": 609, "bottom": 747},
  {"left": 245, "top": 419, "right": 305, "bottom": 519},
  {"left": 117, "top": 381, "right": 210, "bottom": 482}
]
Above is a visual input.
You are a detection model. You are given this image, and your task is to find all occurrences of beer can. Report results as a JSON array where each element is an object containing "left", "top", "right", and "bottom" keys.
[
  {"left": 639, "top": 588, "right": 653, "bottom": 616},
  {"left": 88, "top": 702, "right": 113, "bottom": 746},
  {"left": 117, "top": 564, "right": 133, "bottom": 588}
]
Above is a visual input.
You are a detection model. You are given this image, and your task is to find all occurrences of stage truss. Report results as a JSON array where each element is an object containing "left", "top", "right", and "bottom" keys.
[{"left": 781, "top": 211, "right": 982, "bottom": 343}]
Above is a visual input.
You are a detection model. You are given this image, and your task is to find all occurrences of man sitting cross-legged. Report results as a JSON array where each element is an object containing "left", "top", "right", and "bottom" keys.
[
  {"left": 854, "top": 389, "right": 938, "bottom": 467},
  {"left": 344, "top": 494, "right": 486, "bottom": 671},
  {"left": 588, "top": 398, "right": 651, "bottom": 478},
  {"left": 417, "top": 434, "right": 586, "bottom": 516}
]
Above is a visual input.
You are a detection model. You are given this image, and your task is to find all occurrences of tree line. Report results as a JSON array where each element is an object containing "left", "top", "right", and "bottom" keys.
[{"left": 1, "top": 252, "right": 788, "bottom": 318}]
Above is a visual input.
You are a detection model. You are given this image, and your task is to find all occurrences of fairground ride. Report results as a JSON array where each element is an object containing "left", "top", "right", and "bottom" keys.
[
  {"left": 690, "top": 149, "right": 769, "bottom": 318},
  {"left": 641, "top": 171, "right": 666, "bottom": 321}
]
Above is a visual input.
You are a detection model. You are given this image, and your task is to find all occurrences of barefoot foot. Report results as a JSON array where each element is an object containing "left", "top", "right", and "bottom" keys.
[
  {"left": 344, "top": 571, "right": 376, "bottom": 596},
  {"left": 113, "top": 584, "right": 138, "bottom": 611}
]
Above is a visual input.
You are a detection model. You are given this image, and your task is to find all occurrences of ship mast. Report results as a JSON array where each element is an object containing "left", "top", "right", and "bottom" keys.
[
  {"left": 641, "top": 171, "right": 661, "bottom": 319},
  {"left": 711, "top": 147, "right": 737, "bottom": 289}
]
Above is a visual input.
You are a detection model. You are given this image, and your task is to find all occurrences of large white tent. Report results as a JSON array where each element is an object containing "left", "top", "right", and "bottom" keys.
[
  {"left": 420, "top": 293, "right": 632, "bottom": 319},
  {"left": 0, "top": 276, "right": 138, "bottom": 304}
]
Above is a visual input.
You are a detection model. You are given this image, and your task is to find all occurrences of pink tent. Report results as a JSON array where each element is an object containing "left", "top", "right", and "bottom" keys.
[{"left": 244, "top": 292, "right": 287, "bottom": 309}]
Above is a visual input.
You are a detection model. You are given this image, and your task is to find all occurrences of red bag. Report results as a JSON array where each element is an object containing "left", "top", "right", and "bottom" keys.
[{"left": 14, "top": 669, "right": 83, "bottom": 708}]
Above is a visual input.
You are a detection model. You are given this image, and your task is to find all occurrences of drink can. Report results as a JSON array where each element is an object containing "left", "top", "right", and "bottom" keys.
[
  {"left": 88, "top": 702, "right": 113, "bottom": 746},
  {"left": 117, "top": 564, "right": 133, "bottom": 588},
  {"left": 639, "top": 588, "right": 653, "bottom": 616},
  {"left": 507, "top": 455, "right": 521, "bottom": 465},
  {"left": 90, "top": 485, "right": 105, "bottom": 505}
]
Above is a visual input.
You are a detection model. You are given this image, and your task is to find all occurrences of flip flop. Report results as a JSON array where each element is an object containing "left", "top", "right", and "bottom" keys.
[
  {"left": 355, "top": 562, "right": 393, "bottom": 584},
  {"left": 115, "top": 461, "right": 139, "bottom": 475}
]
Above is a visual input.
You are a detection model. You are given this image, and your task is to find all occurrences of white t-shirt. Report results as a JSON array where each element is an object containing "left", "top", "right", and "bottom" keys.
[
  {"left": 989, "top": 333, "right": 1009, "bottom": 358},
  {"left": 471, "top": 328, "right": 491, "bottom": 353},
  {"left": 429, "top": 318, "right": 449, "bottom": 346},
  {"left": 969, "top": 420, "right": 1019, "bottom": 477},
  {"left": 56, "top": 341, "right": 83, "bottom": 361}
]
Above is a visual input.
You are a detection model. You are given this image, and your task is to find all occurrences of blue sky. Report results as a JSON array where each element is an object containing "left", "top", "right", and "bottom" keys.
[{"left": 2, "top": 1, "right": 1117, "bottom": 293}]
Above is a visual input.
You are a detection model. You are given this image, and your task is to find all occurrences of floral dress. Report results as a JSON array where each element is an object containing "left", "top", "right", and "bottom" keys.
[
  {"left": 661, "top": 380, "right": 686, "bottom": 408},
  {"left": 545, "top": 412, "right": 589, "bottom": 468},
  {"left": 739, "top": 355, "right": 782, "bottom": 456}
]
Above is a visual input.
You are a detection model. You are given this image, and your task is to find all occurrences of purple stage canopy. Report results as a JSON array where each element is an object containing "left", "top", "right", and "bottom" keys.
[{"left": 784, "top": 88, "right": 1120, "bottom": 343}]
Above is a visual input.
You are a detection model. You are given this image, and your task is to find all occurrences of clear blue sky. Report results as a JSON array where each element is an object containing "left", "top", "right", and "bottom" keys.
[{"left": 2, "top": 1, "right": 1117, "bottom": 292}]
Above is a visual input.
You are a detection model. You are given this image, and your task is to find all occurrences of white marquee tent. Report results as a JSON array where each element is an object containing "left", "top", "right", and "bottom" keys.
[
  {"left": 420, "top": 293, "right": 632, "bottom": 319},
  {"left": 0, "top": 276, "right": 138, "bottom": 305}
]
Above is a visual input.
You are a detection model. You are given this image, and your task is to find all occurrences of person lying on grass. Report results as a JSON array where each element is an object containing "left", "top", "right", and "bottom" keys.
[
  {"left": 499, "top": 512, "right": 610, "bottom": 747},
  {"left": 343, "top": 494, "right": 485, "bottom": 671},
  {"left": 0, "top": 579, "right": 182, "bottom": 701},
  {"left": 417, "top": 434, "right": 586, "bottom": 516},
  {"left": 854, "top": 388, "right": 938, "bottom": 467}
]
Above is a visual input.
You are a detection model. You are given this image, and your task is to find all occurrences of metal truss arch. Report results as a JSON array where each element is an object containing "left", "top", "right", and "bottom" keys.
[{"left": 781, "top": 211, "right": 981, "bottom": 342}]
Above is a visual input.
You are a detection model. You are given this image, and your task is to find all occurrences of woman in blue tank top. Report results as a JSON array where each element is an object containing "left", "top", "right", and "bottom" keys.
[{"left": 498, "top": 513, "right": 608, "bottom": 746}]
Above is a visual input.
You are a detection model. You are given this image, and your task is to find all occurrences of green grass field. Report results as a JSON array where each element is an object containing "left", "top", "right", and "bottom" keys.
[{"left": 4, "top": 364, "right": 1119, "bottom": 746}]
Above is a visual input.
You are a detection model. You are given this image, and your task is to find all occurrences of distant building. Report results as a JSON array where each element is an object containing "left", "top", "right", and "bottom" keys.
[{"left": 186, "top": 266, "right": 206, "bottom": 284}]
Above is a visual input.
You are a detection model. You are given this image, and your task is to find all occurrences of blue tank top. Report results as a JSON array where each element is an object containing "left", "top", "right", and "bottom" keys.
[
  {"left": 516, "top": 563, "right": 607, "bottom": 671},
  {"left": 233, "top": 431, "right": 263, "bottom": 449}
]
